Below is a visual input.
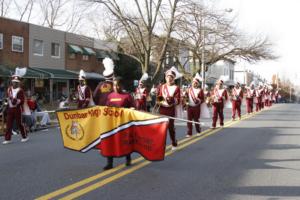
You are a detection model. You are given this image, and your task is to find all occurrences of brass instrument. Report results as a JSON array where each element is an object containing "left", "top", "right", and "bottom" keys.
[
  {"left": 152, "top": 96, "right": 164, "bottom": 114},
  {"left": 182, "top": 94, "right": 189, "bottom": 109}
]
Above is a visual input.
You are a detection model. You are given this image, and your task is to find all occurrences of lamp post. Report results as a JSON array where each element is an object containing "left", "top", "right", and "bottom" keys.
[{"left": 201, "top": 8, "right": 233, "bottom": 89}]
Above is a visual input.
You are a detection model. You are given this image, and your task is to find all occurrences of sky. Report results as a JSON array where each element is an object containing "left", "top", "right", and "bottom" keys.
[{"left": 216, "top": 0, "right": 300, "bottom": 86}]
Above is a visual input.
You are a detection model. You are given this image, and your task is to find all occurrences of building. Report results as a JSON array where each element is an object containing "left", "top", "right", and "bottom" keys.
[
  {"left": 206, "top": 59, "right": 235, "bottom": 86},
  {"left": 0, "top": 17, "right": 29, "bottom": 67},
  {"left": 0, "top": 16, "right": 121, "bottom": 103}
]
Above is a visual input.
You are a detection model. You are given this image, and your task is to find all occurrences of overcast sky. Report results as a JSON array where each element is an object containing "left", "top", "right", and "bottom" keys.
[{"left": 216, "top": 0, "right": 300, "bottom": 85}]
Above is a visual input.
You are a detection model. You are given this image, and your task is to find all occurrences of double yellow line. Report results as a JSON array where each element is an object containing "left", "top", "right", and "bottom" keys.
[{"left": 36, "top": 109, "right": 265, "bottom": 200}]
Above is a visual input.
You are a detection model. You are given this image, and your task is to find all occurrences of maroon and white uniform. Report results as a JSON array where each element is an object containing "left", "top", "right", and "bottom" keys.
[
  {"left": 134, "top": 86, "right": 148, "bottom": 111},
  {"left": 93, "top": 81, "right": 113, "bottom": 106},
  {"left": 5, "top": 86, "right": 27, "bottom": 141},
  {"left": 263, "top": 88, "right": 270, "bottom": 107},
  {"left": 245, "top": 88, "right": 256, "bottom": 113},
  {"left": 106, "top": 92, "right": 135, "bottom": 108},
  {"left": 211, "top": 87, "right": 228, "bottom": 128},
  {"left": 158, "top": 83, "right": 181, "bottom": 147},
  {"left": 231, "top": 87, "right": 243, "bottom": 120},
  {"left": 255, "top": 88, "right": 264, "bottom": 111},
  {"left": 77, "top": 85, "right": 92, "bottom": 109},
  {"left": 186, "top": 87, "right": 204, "bottom": 136}
]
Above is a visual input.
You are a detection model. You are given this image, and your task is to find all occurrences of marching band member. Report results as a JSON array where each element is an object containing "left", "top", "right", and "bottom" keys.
[
  {"left": 3, "top": 68, "right": 28, "bottom": 144},
  {"left": 231, "top": 82, "right": 243, "bottom": 121},
  {"left": 269, "top": 87, "right": 274, "bottom": 106},
  {"left": 103, "top": 77, "right": 135, "bottom": 170},
  {"left": 134, "top": 73, "right": 149, "bottom": 111},
  {"left": 157, "top": 68, "right": 181, "bottom": 150},
  {"left": 77, "top": 70, "right": 92, "bottom": 109},
  {"left": 184, "top": 73, "right": 204, "bottom": 137},
  {"left": 245, "top": 83, "right": 256, "bottom": 114},
  {"left": 263, "top": 85, "right": 270, "bottom": 107},
  {"left": 274, "top": 89, "right": 280, "bottom": 103},
  {"left": 93, "top": 57, "right": 115, "bottom": 106},
  {"left": 256, "top": 84, "right": 264, "bottom": 111},
  {"left": 210, "top": 79, "right": 228, "bottom": 128}
]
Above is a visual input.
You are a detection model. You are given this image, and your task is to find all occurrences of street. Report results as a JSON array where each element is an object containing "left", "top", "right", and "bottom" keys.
[{"left": 1, "top": 103, "right": 300, "bottom": 200}]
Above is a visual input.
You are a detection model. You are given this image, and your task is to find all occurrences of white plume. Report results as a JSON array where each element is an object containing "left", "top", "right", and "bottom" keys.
[
  {"left": 194, "top": 73, "right": 203, "bottom": 82},
  {"left": 102, "top": 57, "right": 114, "bottom": 77},
  {"left": 15, "top": 67, "right": 27, "bottom": 77},
  {"left": 170, "top": 66, "right": 183, "bottom": 79},
  {"left": 219, "top": 75, "right": 229, "bottom": 82},
  {"left": 140, "top": 73, "right": 149, "bottom": 82},
  {"left": 79, "top": 70, "right": 86, "bottom": 78}
]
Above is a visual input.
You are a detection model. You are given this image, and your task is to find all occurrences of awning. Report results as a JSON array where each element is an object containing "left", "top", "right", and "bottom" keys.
[
  {"left": 82, "top": 47, "right": 96, "bottom": 56},
  {"left": 70, "top": 70, "right": 105, "bottom": 80},
  {"left": 0, "top": 65, "right": 50, "bottom": 79},
  {"left": 68, "top": 44, "right": 83, "bottom": 54},
  {"left": 96, "top": 49, "right": 119, "bottom": 60},
  {"left": 25, "top": 67, "right": 51, "bottom": 79},
  {"left": 33, "top": 67, "right": 78, "bottom": 79},
  {"left": 109, "top": 51, "right": 119, "bottom": 60},
  {"left": 96, "top": 49, "right": 110, "bottom": 59},
  {"left": 0, "top": 65, "right": 13, "bottom": 77}
]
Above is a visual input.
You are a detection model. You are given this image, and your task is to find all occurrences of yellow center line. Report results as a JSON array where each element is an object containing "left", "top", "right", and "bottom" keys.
[
  {"left": 36, "top": 108, "right": 266, "bottom": 200},
  {"left": 57, "top": 110, "right": 263, "bottom": 199},
  {"left": 35, "top": 129, "right": 201, "bottom": 200}
]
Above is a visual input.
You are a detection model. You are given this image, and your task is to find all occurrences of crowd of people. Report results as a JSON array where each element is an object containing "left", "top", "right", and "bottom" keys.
[{"left": 1, "top": 59, "right": 280, "bottom": 171}]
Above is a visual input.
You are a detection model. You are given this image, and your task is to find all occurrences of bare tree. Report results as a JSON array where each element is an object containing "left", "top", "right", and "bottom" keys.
[
  {"left": 38, "top": 0, "right": 88, "bottom": 32},
  {"left": 87, "top": 0, "right": 182, "bottom": 80},
  {"left": 175, "top": 1, "right": 277, "bottom": 76},
  {"left": 0, "top": 0, "right": 12, "bottom": 17},
  {"left": 13, "top": 0, "right": 35, "bottom": 22}
]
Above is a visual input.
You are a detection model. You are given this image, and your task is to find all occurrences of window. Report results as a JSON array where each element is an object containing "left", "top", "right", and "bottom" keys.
[
  {"left": 12, "top": 36, "right": 24, "bottom": 52},
  {"left": 0, "top": 33, "right": 3, "bottom": 49},
  {"left": 51, "top": 42, "right": 60, "bottom": 57},
  {"left": 33, "top": 39, "right": 43, "bottom": 56},
  {"left": 82, "top": 55, "right": 89, "bottom": 61}
]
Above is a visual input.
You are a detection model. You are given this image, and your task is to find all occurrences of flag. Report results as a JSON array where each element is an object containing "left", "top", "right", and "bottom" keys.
[{"left": 56, "top": 106, "right": 169, "bottom": 161}]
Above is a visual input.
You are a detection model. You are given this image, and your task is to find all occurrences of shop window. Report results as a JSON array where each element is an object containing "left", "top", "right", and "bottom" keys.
[
  {"left": 82, "top": 55, "right": 89, "bottom": 61},
  {"left": 51, "top": 42, "right": 60, "bottom": 58},
  {"left": 12, "top": 36, "right": 24, "bottom": 52},
  {"left": 0, "top": 33, "right": 3, "bottom": 49},
  {"left": 33, "top": 39, "right": 43, "bottom": 56}
]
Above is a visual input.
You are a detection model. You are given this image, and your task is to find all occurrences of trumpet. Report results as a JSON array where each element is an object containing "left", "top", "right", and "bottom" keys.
[
  {"left": 156, "top": 96, "right": 164, "bottom": 103},
  {"left": 182, "top": 95, "right": 189, "bottom": 107}
]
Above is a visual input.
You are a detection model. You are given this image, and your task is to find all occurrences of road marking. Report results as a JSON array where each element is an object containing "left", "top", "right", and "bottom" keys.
[
  {"left": 35, "top": 131, "right": 200, "bottom": 200},
  {"left": 36, "top": 108, "right": 266, "bottom": 200}
]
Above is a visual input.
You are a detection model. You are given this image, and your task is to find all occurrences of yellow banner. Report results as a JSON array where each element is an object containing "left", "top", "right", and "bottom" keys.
[{"left": 56, "top": 106, "right": 167, "bottom": 152}]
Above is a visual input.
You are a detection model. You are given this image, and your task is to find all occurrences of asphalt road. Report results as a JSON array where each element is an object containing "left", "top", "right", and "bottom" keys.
[{"left": 1, "top": 103, "right": 300, "bottom": 200}]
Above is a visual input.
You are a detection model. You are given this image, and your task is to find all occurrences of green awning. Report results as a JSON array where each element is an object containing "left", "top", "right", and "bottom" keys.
[
  {"left": 82, "top": 47, "right": 96, "bottom": 56},
  {"left": 68, "top": 44, "right": 83, "bottom": 54},
  {"left": 96, "top": 50, "right": 119, "bottom": 60},
  {"left": 96, "top": 50, "right": 110, "bottom": 59},
  {"left": 0, "top": 65, "right": 13, "bottom": 77},
  {"left": 109, "top": 51, "right": 119, "bottom": 60},
  {"left": 34, "top": 67, "right": 78, "bottom": 79},
  {"left": 70, "top": 70, "right": 105, "bottom": 80},
  {"left": 0, "top": 65, "right": 50, "bottom": 79},
  {"left": 25, "top": 67, "right": 51, "bottom": 79}
]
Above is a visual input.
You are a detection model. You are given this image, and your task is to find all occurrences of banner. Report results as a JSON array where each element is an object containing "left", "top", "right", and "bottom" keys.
[{"left": 56, "top": 106, "right": 169, "bottom": 161}]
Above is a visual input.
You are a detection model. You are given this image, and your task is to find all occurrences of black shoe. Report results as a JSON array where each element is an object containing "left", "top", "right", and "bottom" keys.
[
  {"left": 125, "top": 159, "right": 131, "bottom": 166},
  {"left": 125, "top": 155, "right": 131, "bottom": 166},
  {"left": 103, "top": 163, "right": 113, "bottom": 170}
]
